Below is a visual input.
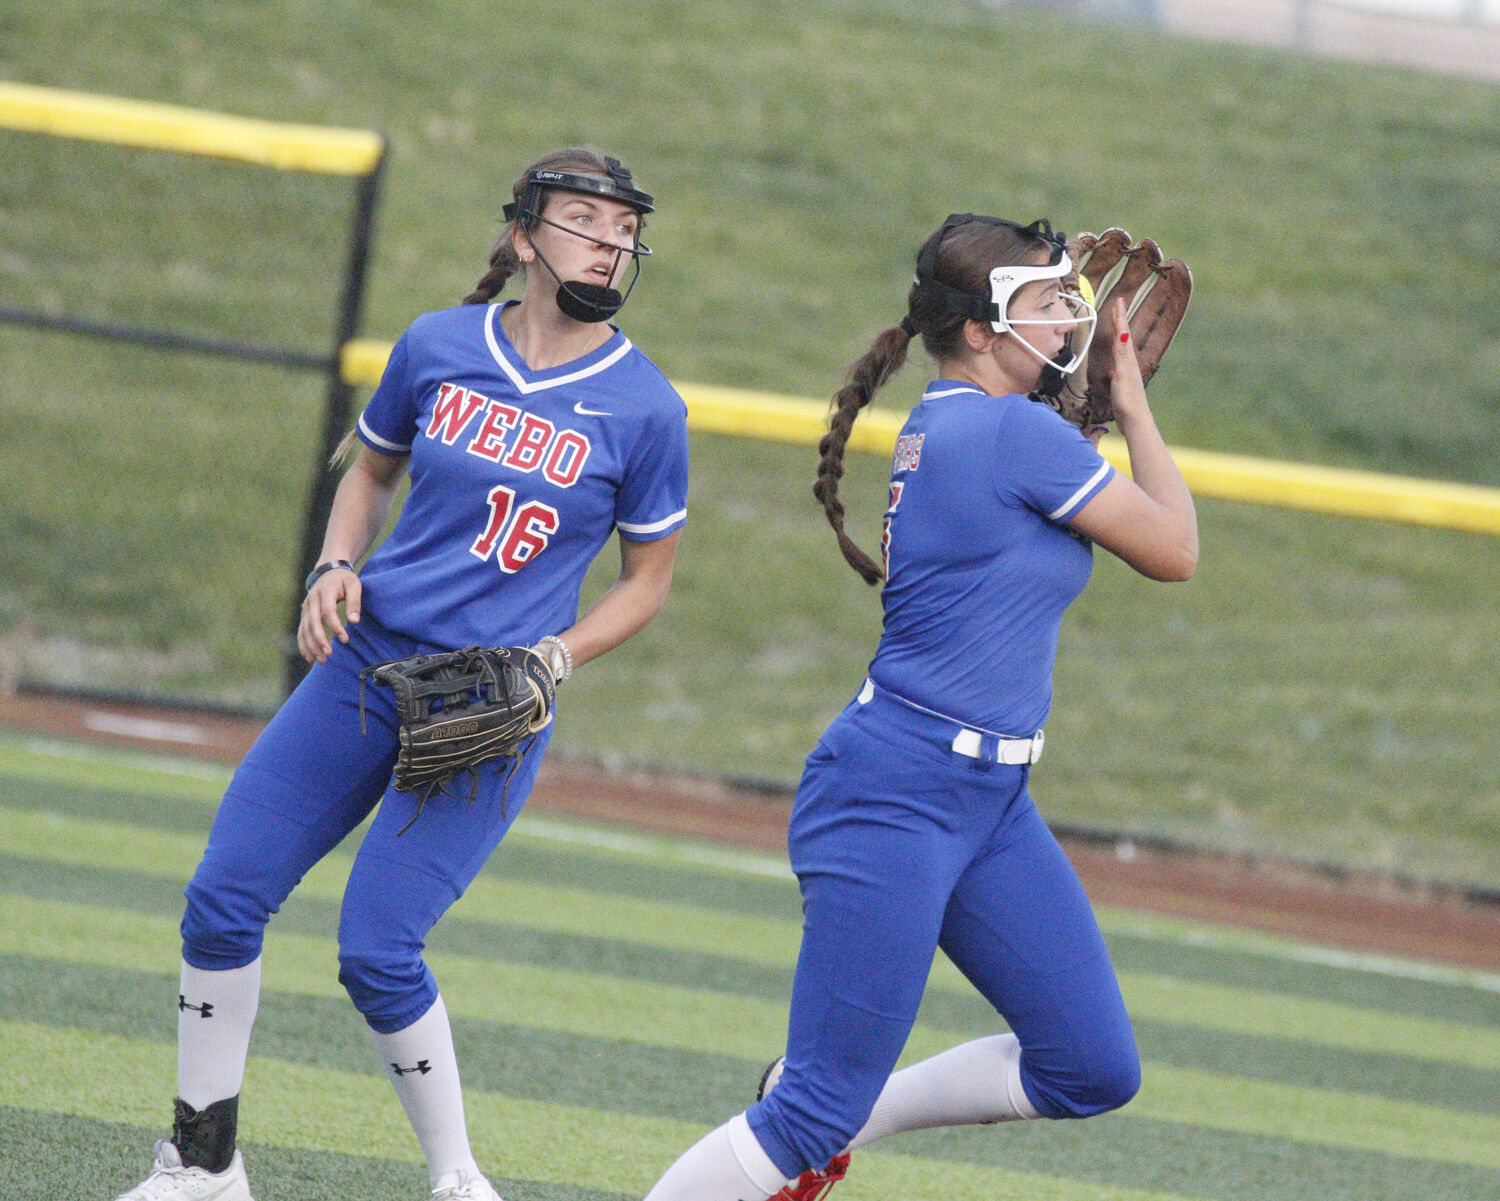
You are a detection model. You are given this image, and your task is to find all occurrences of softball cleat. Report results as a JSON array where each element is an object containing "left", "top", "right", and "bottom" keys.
[
  {"left": 756, "top": 1057, "right": 853, "bottom": 1201},
  {"left": 429, "top": 1168, "right": 505, "bottom": 1201},
  {"left": 112, "top": 1141, "right": 254, "bottom": 1201},
  {"left": 769, "top": 1153, "right": 852, "bottom": 1201}
]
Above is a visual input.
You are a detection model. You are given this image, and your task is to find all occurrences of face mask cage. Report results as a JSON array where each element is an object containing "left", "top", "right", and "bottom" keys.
[
  {"left": 909, "top": 214, "right": 1096, "bottom": 382},
  {"left": 501, "top": 157, "right": 655, "bottom": 322},
  {"left": 987, "top": 256, "right": 1096, "bottom": 376}
]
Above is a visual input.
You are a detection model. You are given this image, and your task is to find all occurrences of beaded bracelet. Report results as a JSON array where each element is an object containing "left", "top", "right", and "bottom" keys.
[{"left": 534, "top": 634, "right": 574, "bottom": 684}]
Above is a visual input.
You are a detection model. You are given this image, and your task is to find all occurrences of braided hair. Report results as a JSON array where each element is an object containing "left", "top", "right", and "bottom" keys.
[{"left": 813, "top": 217, "right": 1053, "bottom": 583}]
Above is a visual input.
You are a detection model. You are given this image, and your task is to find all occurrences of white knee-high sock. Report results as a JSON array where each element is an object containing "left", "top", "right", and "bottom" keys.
[
  {"left": 848, "top": 1034, "right": 1041, "bottom": 1150},
  {"left": 643, "top": 1112, "right": 790, "bottom": 1201},
  {"left": 177, "top": 958, "right": 262, "bottom": 1110},
  {"left": 370, "top": 995, "right": 479, "bottom": 1187}
]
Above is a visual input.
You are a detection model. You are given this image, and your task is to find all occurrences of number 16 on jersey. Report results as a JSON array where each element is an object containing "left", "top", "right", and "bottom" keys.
[{"left": 471, "top": 484, "right": 560, "bottom": 573}]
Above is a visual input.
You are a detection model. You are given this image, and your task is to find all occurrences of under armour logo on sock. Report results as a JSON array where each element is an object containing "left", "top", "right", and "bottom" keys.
[
  {"left": 391, "top": 1060, "right": 432, "bottom": 1076},
  {"left": 178, "top": 995, "right": 214, "bottom": 1018}
]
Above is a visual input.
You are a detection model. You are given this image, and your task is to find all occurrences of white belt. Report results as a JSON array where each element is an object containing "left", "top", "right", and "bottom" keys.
[
  {"left": 951, "top": 726, "right": 1045, "bottom": 765},
  {"left": 857, "top": 678, "right": 1044, "bottom": 765}
]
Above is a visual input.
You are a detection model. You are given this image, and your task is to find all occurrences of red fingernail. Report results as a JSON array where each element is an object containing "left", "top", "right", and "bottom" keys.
[{"left": 1120, "top": 331, "right": 1130, "bottom": 343}]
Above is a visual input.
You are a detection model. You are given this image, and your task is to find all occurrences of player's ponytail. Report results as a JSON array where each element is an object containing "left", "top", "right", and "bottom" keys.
[
  {"left": 463, "top": 236, "right": 522, "bottom": 305},
  {"left": 817, "top": 216, "right": 1047, "bottom": 585},
  {"left": 814, "top": 324, "right": 911, "bottom": 585}
]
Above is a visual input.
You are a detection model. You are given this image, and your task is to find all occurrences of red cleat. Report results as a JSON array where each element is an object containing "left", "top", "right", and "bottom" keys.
[
  {"left": 768, "top": 1152, "right": 851, "bottom": 1201},
  {"left": 755, "top": 1059, "right": 851, "bottom": 1201}
]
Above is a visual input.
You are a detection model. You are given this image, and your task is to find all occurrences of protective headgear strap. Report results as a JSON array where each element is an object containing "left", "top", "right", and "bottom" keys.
[
  {"left": 502, "top": 156, "right": 655, "bottom": 226},
  {"left": 912, "top": 214, "right": 1067, "bottom": 324}
]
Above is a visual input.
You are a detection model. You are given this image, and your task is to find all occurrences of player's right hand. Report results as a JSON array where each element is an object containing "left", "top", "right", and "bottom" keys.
[{"left": 298, "top": 569, "right": 362, "bottom": 664}]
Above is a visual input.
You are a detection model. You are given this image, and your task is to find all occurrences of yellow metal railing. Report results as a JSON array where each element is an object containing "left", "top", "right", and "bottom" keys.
[
  {"left": 0, "top": 80, "right": 383, "bottom": 175},
  {"left": 340, "top": 338, "right": 1500, "bottom": 537}
]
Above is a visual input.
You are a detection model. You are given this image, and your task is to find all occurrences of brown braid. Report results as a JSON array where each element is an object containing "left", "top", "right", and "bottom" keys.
[
  {"left": 462, "top": 238, "right": 521, "bottom": 305},
  {"left": 814, "top": 325, "right": 911, "bottom": 584},
  {"left": 815, "top": 217, "right": 1055, "bottom": 583}
]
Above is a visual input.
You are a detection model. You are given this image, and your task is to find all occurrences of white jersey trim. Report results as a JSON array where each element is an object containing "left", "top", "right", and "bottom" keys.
[
  {"left": 922, "top": 385, "right": 985, "bottom": 402},
  {"left": 358, "top": 413, "right": 410, "bottom": 454},
  {"left": 485, "top": 304, "right": 634, "bottom": 395},
  {"left": 1048, "top": 460, "right": 1112, "bottom": 522},
  {"left": 618, "top": 508, "right": 687, "bottom": 535}
]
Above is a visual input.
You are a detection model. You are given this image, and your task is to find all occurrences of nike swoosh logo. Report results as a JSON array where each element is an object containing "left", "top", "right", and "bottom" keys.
[{"left": 573, "top": 401, "right": 612, "bottom": 416}]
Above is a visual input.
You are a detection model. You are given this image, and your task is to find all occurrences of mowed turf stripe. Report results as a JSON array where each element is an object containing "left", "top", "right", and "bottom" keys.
[
  {"left": 1129, "top": 1017, "right": 1500, "bottom": 1117},
  {"left": 2, "top": 1020, "right": 1203, "bottom": 1201},
  {"left": 889, "top": 1111, "right": 1500, "bottom": 1201},
  {"left": 0, "top": 1106, "right": 510, "bottom": 1201},
  {"left": 0, "top": 804, "right": 805, "bottom": 971},
  {"left": 1111, "top": 971, "right": 1500, "bottom": 1073},
  {"left": 0, "top": 851, "right": 799, "bottom": 1008},
  {"left": 0, "top": 739, "right": 803, "bottom": 919},
  {"left": 6, "top": 741, "right": 1500, "bottom": 1023},
  {"left": 1098, "top": 924, "right": 1500, "bottom": 1029},
  {"left": 2, "top": 803, "right": 1500, "bottom": 1079},
  {"left": 0, "top": 733, "right": 229, "bottom": 800},
  {"left": 4, "top": 804, "right": 1499, "bottom": 1079},
  {"left": 0, "top": 1016, "right": 685, "bottom": 1197},
  {"left": 21, "top": 934, "right": 1500, "bottom": 1130},
  {"left": 13, "top": 953, "right": 1500, "bottom": 1201},
  {"left": 0, "top": 952, "right": 774, "bottom": 1126},
  {"left": 14, "top": 888, "right": 1498, "bottom": 1136},
  {"left": 5, "top": 896, "right": 1500, "bottom": 1171},
  {"left": 1128, "top": 1063, "right": 1500, "bottom": 1169},
  {"left": 1100, "top": 908, "right": 1500, "bottom": 998},
  {"left": 0, "top": 893, "right": 793, "bottom": 1059},
  {"left": 8, "top": 736, "right": 1500, "bottom": 1036}
]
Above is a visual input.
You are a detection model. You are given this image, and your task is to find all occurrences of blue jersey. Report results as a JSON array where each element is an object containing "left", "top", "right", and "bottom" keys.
[
  {"left": 355, "top": 301, "right": 689, "bottom": 648},
  {"left": 869, "top": 381, "right": 1113, "bottom": 735}
]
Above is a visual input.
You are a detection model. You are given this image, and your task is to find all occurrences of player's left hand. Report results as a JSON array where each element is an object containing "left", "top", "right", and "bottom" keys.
[
  {"left": 1105, "top": 297, "right": 1149, "bottom": 426},
  {"left": 1035, "top": 227, "right": 1191, "bottom": 429}
]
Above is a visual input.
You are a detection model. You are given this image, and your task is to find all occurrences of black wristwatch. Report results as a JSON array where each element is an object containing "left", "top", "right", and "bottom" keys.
[{"left": 304, "top": 559, "right": 356, "bottom": 593}]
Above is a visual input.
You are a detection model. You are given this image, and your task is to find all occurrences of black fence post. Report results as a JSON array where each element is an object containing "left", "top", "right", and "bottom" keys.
[{"left": 284, "top": 147, "right": 388, "bottom": 697}]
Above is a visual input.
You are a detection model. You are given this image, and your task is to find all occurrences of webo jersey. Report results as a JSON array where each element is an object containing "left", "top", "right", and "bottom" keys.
[
  {"left": 870, "top": 381, "right": 1113, "bottom": 735},
  {"left": 355, "top": 301, "right": 689, "bottom": 649}
]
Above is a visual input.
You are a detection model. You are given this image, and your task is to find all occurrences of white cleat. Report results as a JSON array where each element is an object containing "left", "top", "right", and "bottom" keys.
[
  {"left": 430, "top": 1168, "right": 504, "bottom": 1201},
  {"left": 113, "top": 1140, "right": 254, "bottom": 1201}
]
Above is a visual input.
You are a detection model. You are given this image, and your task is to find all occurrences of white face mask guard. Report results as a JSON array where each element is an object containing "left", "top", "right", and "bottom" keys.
[
  {"left": 906, "top": 215, "right": 1098, "bottom": 400},
  {"left": 988, "top": 254, "right": 1097, "bottom": 376}
]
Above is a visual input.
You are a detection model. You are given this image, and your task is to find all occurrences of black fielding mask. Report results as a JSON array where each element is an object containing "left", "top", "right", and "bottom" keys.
[
  {"left": 555, "top": 280, "right": 627, "bottom": 323},
  {"left": 1031, "top": 350, "right": 1076, "bottom": 400}
]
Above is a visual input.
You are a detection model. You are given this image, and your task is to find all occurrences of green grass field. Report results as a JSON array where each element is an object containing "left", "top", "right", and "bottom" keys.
[
  {"left": 2, "top": 0, "right": 1498, "bottom": 891},
  {"left": 3, "top": 732, "right": 1499, "bottom": 1200}
]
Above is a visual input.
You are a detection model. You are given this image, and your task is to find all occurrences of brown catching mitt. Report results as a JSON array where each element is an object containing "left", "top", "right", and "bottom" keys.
[{"left": 1041, "top": 228, "right": 1193, "bottom": 428}]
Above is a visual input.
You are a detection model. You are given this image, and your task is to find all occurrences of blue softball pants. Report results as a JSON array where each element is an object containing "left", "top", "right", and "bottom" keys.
[
  {"left": 747, "top": 684, "right": 1139, "bottom": 1177},
  {"left": 179, "top": 614, "right": 550, "bottom": 1033}
]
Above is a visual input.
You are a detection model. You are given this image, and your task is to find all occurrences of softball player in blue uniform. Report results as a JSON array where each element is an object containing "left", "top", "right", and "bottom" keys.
[
  {"left": 642, "top": 213, "right": 1196, "bottom": 1201},
  {"left": 115, "top": 148, "right": 688, "bottom": 1201}
]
